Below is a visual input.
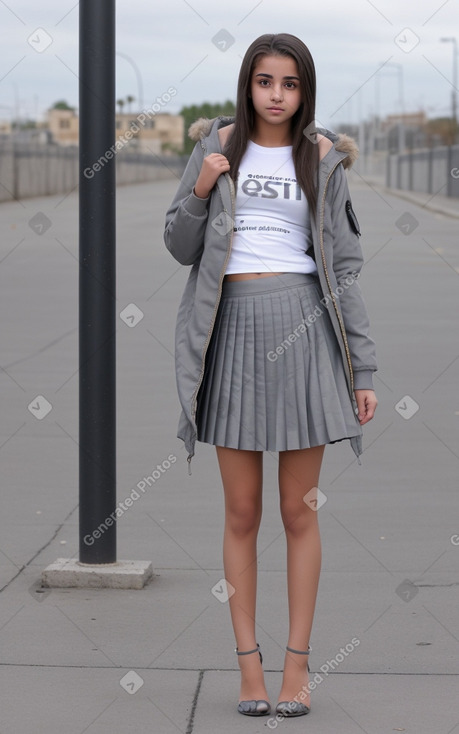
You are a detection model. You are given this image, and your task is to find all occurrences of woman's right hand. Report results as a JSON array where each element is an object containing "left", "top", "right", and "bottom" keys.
[{"left": 194, "top": 153, "right": 230, "bottom": 199}]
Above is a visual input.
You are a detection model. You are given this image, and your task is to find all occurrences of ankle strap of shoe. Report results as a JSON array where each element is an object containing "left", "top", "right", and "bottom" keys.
[
  {"left": 286, "top": 644, "right": 311, "bottom": 655},
  {"left": 235, "top": 643, "right": 260, "bottom": 656}
]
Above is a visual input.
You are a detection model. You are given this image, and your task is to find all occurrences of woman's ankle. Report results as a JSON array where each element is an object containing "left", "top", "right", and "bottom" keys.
[
  {"left": 237, "top": 645, "right": 268, "bottom": 695},
  {"left": 278, "top": 652, "right": 310, "bottom": 702}
]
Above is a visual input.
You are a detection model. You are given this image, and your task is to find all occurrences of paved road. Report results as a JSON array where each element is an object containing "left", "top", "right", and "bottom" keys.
[{"left": 0, "top": 170, "right": 458, "bottom": 733}]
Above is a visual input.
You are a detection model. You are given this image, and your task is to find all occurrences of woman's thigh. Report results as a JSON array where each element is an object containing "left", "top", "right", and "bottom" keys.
[
  {"left": 216, "top": 447, "right": 264, "bottom": 526},
  {"left": 278, "top": 445, "right": 326, "bottom": 528}
]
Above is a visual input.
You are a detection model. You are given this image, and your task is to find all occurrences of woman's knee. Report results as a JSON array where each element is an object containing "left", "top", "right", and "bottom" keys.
[
  {"left": 218, "top": 447, "right": 263, "bottom": 536},
  {"left": 225, "top": 500, "right": 262, "bottom": 536},
  {"left": 280, "top": 497, "right": 317, "bottom": 536}
]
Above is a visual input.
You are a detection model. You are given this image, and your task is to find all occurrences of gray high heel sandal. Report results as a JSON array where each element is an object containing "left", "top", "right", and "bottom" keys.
[
  {"left": 235, "top": 643, "right": 271, "bottom": 716},
  {"left": 276, "top": 645, "right": 312, "bottom": 717}
]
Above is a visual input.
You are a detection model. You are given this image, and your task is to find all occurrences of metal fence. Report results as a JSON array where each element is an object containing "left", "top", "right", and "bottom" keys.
[
  {"left": 0, "top": 142, "right": 188, "bottom": 203},
  {"left": 386, "top": 144, "right": 459, "bottom": 198}
]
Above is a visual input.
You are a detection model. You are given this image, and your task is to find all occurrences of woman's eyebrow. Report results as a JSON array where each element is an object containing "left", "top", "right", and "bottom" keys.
[{"left": 255, "top": 73, "right": 300, "bottom": 80}]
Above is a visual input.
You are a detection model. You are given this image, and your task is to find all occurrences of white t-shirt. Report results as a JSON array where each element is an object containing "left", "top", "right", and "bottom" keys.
[{"left": 225, "top": 140, "right": 317, "bottom": 275}]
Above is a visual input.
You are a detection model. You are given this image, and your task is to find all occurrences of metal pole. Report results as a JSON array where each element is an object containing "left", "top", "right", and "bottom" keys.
[
  {"left": 440, "top": 37, "right": 458, "bottom": 141},
  {"left": 79, "top": 0, "right": 116, "bottom": 563},
  {"left": 398, "top": 65, "right": 405, "bottom": 153},
  {"left": 452, "top": 38, "right": 458, "bottom": 140},
  {"left": 378, "top": 62, "right": 405, "bottom": 153},
  {"left": 447, "top": 38, "right": 457, "bottom": 125},
  {"left": 357, "top": 90, "right": 365, "bottom": 175}
]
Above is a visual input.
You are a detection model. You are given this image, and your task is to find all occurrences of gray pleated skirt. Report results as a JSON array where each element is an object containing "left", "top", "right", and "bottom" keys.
[{"left": 196, "top": 272, "right": 362, "bottom": 452}]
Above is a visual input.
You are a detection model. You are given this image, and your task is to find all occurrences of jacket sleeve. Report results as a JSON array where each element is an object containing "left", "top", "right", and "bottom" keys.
[
  {"left": 164, "top": 141, "right": 210, "bottom": 266},
  {"left": 329, "top": 163, "right": 377, "bottom": 390}
]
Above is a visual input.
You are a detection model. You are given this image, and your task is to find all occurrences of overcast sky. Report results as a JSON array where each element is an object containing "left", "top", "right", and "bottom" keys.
[{"left": 1, "top": 0, "right": 457, "bottom": 130}]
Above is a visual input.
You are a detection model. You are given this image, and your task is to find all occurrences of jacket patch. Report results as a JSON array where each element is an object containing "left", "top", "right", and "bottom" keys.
[{"left": 345, "top": 200, "right": 361, "bottom": 236}]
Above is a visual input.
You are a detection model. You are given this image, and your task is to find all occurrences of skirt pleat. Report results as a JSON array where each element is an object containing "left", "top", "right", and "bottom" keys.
[{"left": 196, "top": 273, "right": 362, "bottom": 452}]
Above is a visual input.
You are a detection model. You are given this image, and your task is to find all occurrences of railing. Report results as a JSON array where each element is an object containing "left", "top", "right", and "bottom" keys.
[
  {"left": 386, "top": 144, "right": 459, "bottom": 198},
  {"left": 0, "top": 141, "right": 187, "bottom": 202}
]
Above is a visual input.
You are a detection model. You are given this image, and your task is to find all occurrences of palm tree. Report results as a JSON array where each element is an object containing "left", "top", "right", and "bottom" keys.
[
  {"left": 126, "top": 95, "right": 135, "bottom": 114},
  {"left": 117, "top": 99, "right": 125, "bottom": 114}
]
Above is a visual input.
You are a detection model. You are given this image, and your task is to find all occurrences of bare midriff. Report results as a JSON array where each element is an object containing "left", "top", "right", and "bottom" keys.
[{"left": 224, "top": 272, "right": 285, "bottom": 281}]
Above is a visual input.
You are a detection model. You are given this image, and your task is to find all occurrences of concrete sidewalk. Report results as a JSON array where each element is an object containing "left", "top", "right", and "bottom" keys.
[{"left": 1, "top": 173, "right": 458, "bottom": 733}]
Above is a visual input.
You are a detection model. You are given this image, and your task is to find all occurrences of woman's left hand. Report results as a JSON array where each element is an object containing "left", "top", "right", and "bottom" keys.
[{"left": 354, "top": 389, "right": 378, "bottom": 425}]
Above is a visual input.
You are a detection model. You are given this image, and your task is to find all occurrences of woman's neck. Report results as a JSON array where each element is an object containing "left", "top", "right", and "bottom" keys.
[{"left": 250, "top": 118, "right": 293, "bottom": 147}]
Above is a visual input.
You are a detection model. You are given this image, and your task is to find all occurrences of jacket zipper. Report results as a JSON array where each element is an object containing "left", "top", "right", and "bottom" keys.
[
  {"left": 318, "top": 162, "right": 355, "bottom": 395},
  {"left": 187, "top": 169, "right": 236, "bottom": 474}
]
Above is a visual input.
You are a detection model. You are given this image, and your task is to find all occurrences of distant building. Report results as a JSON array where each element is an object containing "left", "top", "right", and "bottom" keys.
[
  {"left": 11, "top": 129, "right": 52, "bottom": 145},
  {"left": 114, "top": 112, "right": 184, "bottom": 154},
  {"left": 381, "top": 111, "right": 427, "bottom": 132},
  {"left": 47, "top": 108, "right": 79, "bottom": 145},
  {"left": 336, "top": 110, "right": 432, "bottom": 155},
  {"left": 0, "top": 121, "right": 52, "bottom": 145},
  {"left": 46, "top": 107, "right": 184, "bottom": 153},
  {"left": 0, "top": 120, "right": 12, "bottom": 136},
  {"left": 381, "top": 111, "right": 429, "bottom": 151}
]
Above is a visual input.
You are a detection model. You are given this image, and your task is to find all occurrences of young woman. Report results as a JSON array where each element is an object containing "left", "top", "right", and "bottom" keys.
[{"left": 164, "top": 33, "right": 378, "bottom": 718}]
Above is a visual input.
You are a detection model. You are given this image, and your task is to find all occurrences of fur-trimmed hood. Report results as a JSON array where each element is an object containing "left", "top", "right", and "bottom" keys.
[{"left": 188, "top": 116, "right": 358, "bottom": 169}]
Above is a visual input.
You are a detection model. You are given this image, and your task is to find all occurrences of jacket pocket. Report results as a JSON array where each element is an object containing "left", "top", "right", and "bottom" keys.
[{"left": 345, "top": 200, "right": 361, "bottom": 236}]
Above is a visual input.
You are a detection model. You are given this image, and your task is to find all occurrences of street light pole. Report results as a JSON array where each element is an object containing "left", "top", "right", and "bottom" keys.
[
  {"left": 375, "top": 62, "right": 405, "bottom": 153},
  {"left": 388, "top": 63, "right": 405, "bottom": 153},
  {"left": 79, "top": 0, "right": 117, "bottom": 564},
  {"left": 116, "top": 52, "right": 144, "bottom": 112},
  {"left": 42, "top": 0, "right": 152, "bottom": 589},
  {"left": 440, "top": 37, "right": 458, "bottom": 139}
]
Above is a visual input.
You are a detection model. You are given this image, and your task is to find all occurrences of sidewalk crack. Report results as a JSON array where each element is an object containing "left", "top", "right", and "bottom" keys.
[
  {"left": 0, "top": 503, "right": 78, "bottom": 593},
  {"left": 186, "top": 669, "right": 204, "bottom": 734}
]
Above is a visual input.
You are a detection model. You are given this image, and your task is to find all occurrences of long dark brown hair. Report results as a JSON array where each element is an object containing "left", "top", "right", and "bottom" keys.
[{"left": 223, "top": 33, "right": 319, "bottom": 218}]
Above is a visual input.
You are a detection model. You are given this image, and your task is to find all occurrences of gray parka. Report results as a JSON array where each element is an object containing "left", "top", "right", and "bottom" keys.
[{"left": 164, "top": 116, "right": 377, "bottom": 472}]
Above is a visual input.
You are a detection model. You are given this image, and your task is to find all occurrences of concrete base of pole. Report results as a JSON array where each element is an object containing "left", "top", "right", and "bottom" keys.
[{"left": 41, "top": 559, "right": 153, "bottom": 590}]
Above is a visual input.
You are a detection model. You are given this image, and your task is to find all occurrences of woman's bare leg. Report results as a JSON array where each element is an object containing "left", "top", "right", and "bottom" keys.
[
  {"left": 277, "top": 444, "right": 325, "bottom": 706},
  {"left": 215, "top": 445, "right": 269, "bottom": 703}
]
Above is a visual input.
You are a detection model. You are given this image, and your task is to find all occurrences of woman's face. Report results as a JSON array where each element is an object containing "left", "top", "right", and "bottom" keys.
[{"left": 250, "top": 54, "right": 302, "bottom": 128}]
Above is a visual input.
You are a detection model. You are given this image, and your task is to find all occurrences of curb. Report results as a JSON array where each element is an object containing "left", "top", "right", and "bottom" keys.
[{"left": 361, "top": 178, "right": 459, "bottom": 220}]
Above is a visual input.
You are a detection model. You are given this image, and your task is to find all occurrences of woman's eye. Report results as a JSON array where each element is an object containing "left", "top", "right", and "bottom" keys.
[{"left": 257, "top": 79, "right": 297, "bottom": 89}]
